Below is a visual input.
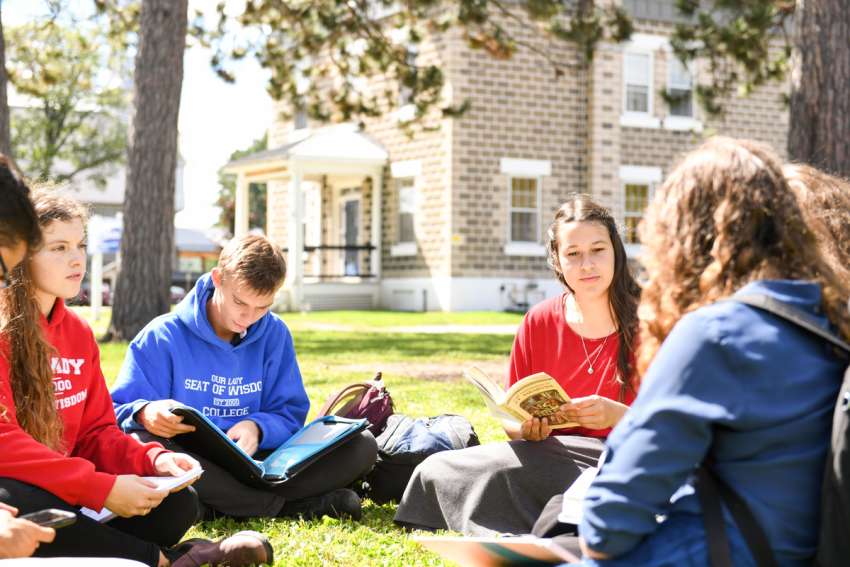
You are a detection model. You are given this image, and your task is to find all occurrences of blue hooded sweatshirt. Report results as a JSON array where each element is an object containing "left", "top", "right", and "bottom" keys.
[
  {"left": 579, "top": 280, "right": 845, "bottom": 565},
  {"left": 111, "top": 273, "right": 309, "bottom": 451}
]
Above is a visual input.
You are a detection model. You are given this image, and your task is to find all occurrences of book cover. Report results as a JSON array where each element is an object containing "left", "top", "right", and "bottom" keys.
[
  {"left": 415, "top": 535, "right": 580, "bottom": 566},
  {"left": 169, "top": 406, "right": 368, "bottom": 487},
  {"left": 463, "top": 368, "right": 579, "bottom": 429}
]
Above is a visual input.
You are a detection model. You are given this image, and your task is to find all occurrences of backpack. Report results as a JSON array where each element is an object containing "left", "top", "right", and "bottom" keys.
[
  {"left": 698, "top": 294, "right": 850, "bottom": 567},
  {"left": 364, "top": 413, "right": 480, "bottom": 504},
  {"left": 317, "top": 372, "right": 394, "bottom": 435}
]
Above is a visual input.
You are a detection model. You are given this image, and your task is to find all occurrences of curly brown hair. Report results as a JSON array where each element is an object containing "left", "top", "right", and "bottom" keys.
[
  {"left": 0, "top": 190, "right": 89, "bottom": 450},
  {"left": 546, "top": 194, "right": 642, "bottom": 398},
  {"left": 637, "top": 137, "right": 850, "bottom": 376},
  {"left": 784, "top": 164, "right": 850, "bottom": 281}
]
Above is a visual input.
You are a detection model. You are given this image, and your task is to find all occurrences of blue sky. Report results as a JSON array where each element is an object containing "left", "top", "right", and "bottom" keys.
[{"left": 3, "top": 0, "right": 273, "bottom": 231}]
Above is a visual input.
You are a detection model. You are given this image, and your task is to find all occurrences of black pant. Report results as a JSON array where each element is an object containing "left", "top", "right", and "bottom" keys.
[
  {"left": 135, "top": 429, "right": 378, "bottom": 518},
  {"left": 0, "top": 478, "right": 199, "bottom": 567}
]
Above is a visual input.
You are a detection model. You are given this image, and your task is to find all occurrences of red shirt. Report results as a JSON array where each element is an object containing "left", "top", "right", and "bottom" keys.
[
  {"left": 0, "top": 299, "right": 166, "bottom": 510},
  {"left": 508, "top": 293, "right": 637, "bottom": 438}
]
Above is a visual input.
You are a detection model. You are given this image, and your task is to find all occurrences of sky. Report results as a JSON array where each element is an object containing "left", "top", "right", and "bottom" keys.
[{"left": 3, "top": 0, "right": 274, "bottom": 231}]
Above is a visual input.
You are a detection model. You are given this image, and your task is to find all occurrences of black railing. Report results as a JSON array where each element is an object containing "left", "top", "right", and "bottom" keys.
[{"left": 282, "top": 244, "right": 376, "bottom": 279}]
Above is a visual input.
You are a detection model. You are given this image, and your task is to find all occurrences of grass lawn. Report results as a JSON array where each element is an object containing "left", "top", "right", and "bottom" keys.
[{"left": 82, "top": 307, "right": 519, "bottom": 566}]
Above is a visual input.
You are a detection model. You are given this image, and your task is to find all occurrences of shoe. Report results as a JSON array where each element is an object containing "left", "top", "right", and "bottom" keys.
[
  {"left": 171, "top": 530, "right": 274, "bottom": 566},
  {"left": 279, "top": 488, "right": 362, "bottom": 521}
]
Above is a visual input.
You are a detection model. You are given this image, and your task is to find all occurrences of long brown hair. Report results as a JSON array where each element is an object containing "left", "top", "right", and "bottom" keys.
[
  {"left": 637, "top": 137, "right": 850, "bottom": 376},
  {"left": 546, "top": 194, "right": 642, "bottom": 398},
  {"left": 1, "top": 190, "right": 88, "bottom": 451}
]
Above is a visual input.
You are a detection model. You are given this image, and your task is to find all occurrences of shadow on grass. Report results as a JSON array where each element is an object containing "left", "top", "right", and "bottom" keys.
[{"left": 295, "top": 331, "right": 513, "bottom": 360}]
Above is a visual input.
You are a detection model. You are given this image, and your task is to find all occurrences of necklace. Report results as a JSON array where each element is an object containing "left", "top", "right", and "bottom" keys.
[{"left": 579, "top": 330, "right": 613, "bottom": 374}]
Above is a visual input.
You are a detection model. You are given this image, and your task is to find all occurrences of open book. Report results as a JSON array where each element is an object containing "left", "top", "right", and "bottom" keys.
[
  {"left": 415, "top": 535, "right": 580, "bottom": 565},
  {"left": 169, "top": 406, "right": 368, "bottom": 488},
  {"left": 81, "top": 466, "right": 203, "bottom": 522},
  {"left": 463, "top": 367, "right": 579, "bottom": 428}
]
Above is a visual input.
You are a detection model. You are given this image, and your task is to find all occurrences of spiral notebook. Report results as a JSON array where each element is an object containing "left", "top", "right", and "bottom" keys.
[{"left": 170, "top": 406, "right": 368, "bottom": 488}]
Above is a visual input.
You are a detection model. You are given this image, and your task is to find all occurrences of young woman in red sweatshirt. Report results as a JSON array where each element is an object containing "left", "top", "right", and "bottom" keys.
[{"left": 0, "top": 190, "right": 272, "bottom": 567}]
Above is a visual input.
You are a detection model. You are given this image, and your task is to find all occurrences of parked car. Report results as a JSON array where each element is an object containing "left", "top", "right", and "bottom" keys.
[{"left": 70, "top": 282, "right": 111, "bottom": 306}]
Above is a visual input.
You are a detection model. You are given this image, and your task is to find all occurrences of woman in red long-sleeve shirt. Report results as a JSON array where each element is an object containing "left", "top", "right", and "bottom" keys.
[{"left": 0, "top": 189, "right": 272, "bottom": 567}]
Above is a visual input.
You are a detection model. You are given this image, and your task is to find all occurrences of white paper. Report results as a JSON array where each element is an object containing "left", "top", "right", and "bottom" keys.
[
  {"left": 557, "top": 466, "right": 598, "bottom": 525},
  {"left": 81, "top": 467, "right": 203, "bottom": 522}
]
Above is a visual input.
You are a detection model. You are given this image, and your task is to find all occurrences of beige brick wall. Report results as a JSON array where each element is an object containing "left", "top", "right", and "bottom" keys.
[
  {"left": 360, "top": 31, "right": 454, "bottom": 279},
  {"left": 448, "top": 18, "right": 589, "bottom": 279}
]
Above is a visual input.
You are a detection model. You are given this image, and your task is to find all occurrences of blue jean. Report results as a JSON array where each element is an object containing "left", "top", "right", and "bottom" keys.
[{"left": 571, "top": 512, "right": 756, "bottom": 567}]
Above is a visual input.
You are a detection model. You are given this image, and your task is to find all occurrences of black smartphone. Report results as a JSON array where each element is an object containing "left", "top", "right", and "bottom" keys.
[{"left": 19, "top": 508, "right": 77, "bottom": 529}]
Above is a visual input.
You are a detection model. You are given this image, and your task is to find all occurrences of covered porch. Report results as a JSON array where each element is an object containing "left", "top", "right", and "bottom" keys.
[{"left": 222, "top": 123, "right": 388, "bottom": 311}]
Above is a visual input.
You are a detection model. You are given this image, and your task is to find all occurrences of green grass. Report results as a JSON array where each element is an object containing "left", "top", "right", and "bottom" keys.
[
  {"left": 83, "top": 309, "right": 516, "bottom": 566},
  {"left": 281, "top": 309, "right": 523, "bottom": 330}
]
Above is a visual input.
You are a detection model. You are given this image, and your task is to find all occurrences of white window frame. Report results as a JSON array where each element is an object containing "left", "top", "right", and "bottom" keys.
[
  {"left": 390, "top": 160, "right": 421, "bottom": 257},
  {"left": 620, "top": 166, "right": 662, "bottom": 256},
  {"left": 663, "top": 53, "right": 703, "bottom": 132},
  {"left": 500, "top": 158, "right": 549, "bottom": 257},
  {"left": 620, "top": 34, "right": 666, "bottom": 129}
]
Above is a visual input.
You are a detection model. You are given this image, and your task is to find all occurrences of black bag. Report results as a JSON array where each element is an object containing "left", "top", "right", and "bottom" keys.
[
  {"left": 699, "top": 294, "right": 850, "bottom": 567},
  {"left": 364, "top": 413, "right": 480, "bottom": 504}
]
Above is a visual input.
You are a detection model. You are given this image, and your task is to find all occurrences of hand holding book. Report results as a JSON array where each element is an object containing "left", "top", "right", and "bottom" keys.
[
  {"left": 463, "top": 368, "right": 580, "bottom": 430},
  {"left": 559, "top": 395, "right": 629, "bottom": 430}
]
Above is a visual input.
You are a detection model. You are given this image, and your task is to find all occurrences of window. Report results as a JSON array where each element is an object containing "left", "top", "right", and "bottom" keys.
[
  {"left": 293, "top": 108, "right": 308, "bottom": 130},
  {"left": 667, "top": 57, "right": 693, "bottom": 117},
  {"left": 624, "top": 52, "right": 652, "bottom": 114},
  {"left": 396, "top": 178, "right": 415, "bottom": 244},
  {"left": 509, "top": 177, "right": 540, "bottom": 243},
  {"left": 623, "top": 183, "right": 650, "bottom": 244},
  {"left": 398, "top": 46, "right": 418, "bottom": 108}
]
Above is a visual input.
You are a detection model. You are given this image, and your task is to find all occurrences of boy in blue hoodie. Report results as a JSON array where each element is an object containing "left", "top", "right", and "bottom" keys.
[{"left": 111, "top": 235, "right": 377, "bottom": 520}]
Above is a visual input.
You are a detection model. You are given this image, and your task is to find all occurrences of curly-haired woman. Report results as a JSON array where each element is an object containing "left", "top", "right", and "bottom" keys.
[{"left": 577, "top": 138, "right": 850, "bottom": 566}]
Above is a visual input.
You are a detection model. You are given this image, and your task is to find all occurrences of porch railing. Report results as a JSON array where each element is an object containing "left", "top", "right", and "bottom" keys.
[{"left": 282, "top": 244, "right": 376, "bottom": 280}]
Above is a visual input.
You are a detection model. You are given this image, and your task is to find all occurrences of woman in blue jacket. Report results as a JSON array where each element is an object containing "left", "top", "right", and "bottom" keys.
[{"left": 576, "top": 137, "right": 850, "bottom": 566}]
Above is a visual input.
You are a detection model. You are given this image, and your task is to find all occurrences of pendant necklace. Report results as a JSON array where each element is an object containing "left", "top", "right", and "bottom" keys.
[{"left": 580, "top": 329, "right": 613, "bottom": 375}]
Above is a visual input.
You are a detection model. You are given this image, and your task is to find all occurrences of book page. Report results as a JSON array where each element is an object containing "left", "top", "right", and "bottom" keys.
[
  {"left": 504, "top": 373, "right": 579, "bottom": 428},
  {"left": 81, "top": 467, "right": 203, "bottom": 522},
  {"left": 557, "top": 466, "right": 598, "bottom": 525},
  {"left": 463, "top": 367, "right": 507, "bottom": 405}
]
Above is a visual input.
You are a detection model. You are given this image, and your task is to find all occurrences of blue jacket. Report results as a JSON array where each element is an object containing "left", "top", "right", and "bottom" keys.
[
  {"left": 111, "top": 273, "right": 309, "bottom": 451},
  {"left": 580, "top": 280, "right": 845, "bottom": 565}
]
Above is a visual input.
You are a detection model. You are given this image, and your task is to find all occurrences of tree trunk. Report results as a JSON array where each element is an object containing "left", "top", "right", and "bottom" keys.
[
  {"left": 0, "top": 6, "right": 12, "bottom": 157},
  {"left": 788, "top": 0, "right": 850, "bottom": 175},
  {"left": 107, "top": 0, "right": 187, "bottom": 341}
]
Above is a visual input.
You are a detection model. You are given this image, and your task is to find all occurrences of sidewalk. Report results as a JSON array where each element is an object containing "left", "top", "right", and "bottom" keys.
[{"left": 294, "top": 322, "right": 519, "bottom": 335}]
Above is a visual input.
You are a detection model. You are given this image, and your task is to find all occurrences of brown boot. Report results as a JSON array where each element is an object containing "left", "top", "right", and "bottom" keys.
[{"left": 171, "top": 530, "right": 274, "bottom": 566}]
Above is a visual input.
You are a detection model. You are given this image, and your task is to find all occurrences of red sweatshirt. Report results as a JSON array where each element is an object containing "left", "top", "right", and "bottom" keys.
[
  {"left": 0, "top": 299, "right": 166, "bottom": 510},
  {"left": 508, "top": 293, "right": 637, "bottom": 438}
]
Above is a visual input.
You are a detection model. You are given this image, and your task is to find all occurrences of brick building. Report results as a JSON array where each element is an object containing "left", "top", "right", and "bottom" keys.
[{"left": 223, "top": 0, "right": 788, "bottom": 311}]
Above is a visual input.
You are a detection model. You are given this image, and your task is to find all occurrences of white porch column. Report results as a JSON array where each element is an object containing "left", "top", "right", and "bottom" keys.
[
  {"left": 234, "top": 172, "right": 250, "bottom": 238},
  {"left": 370, "top": 168, "right": 382, "bottom": 280},
  {"left": 287, "top": 167, "right": 305, "bottom": 310}
]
